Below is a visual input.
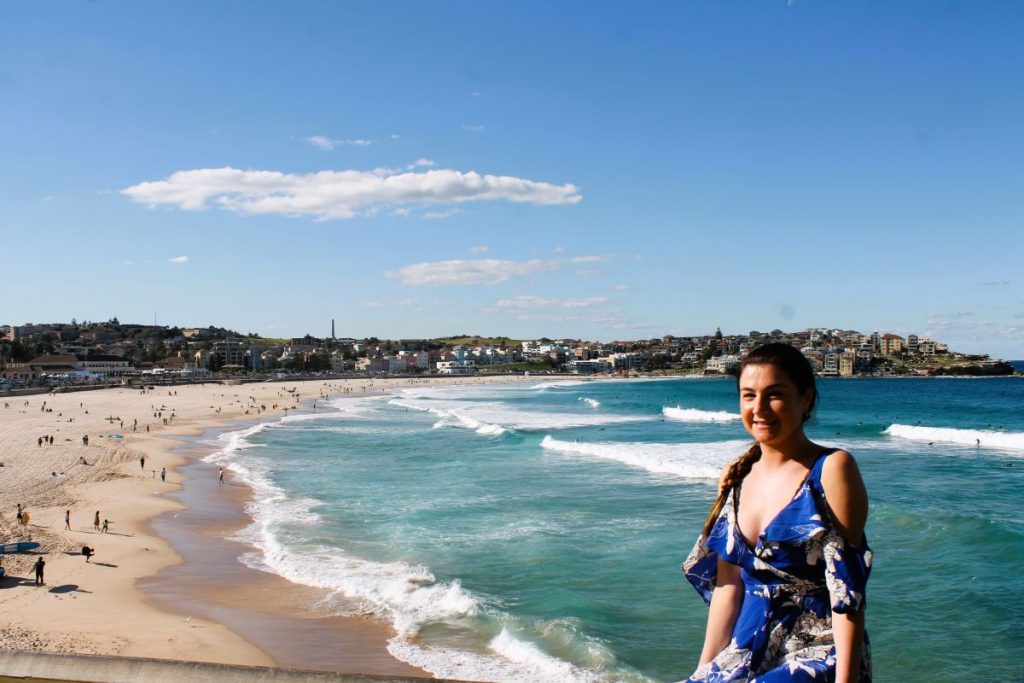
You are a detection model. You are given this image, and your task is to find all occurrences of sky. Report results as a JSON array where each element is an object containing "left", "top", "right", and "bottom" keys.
[{"left": 1, "top": 1, "right": 1022, "bottom": 357}]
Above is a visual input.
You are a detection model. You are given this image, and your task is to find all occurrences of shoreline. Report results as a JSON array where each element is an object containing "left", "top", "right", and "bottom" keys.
[
  {"left": 138, "top": 415, "right": 429, "bottom": 677},
  {"left": 0, "top": 376, "right": 538, "bottom": 677}
]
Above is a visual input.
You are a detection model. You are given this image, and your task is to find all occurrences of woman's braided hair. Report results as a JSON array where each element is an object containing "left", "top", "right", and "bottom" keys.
[{"left": 700, "top": 343, "right": 818, "bottom": 539}]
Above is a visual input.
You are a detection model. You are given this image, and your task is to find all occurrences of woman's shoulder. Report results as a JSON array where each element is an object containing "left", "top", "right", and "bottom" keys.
[
  {"left": 817, "top": 448, "right": 868, "bottom": 545},
  {"left": 819, "top": 448, "right": 861, "bottom": 486}
]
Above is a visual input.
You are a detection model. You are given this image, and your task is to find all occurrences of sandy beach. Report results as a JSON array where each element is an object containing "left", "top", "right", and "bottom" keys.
[{"left": 0, "top": 375, "right": 543, "bottom": 677}]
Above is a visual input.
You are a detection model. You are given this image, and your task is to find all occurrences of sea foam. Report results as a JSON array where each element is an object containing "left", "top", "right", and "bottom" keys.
[
  {"left": 662, "top": 406, "right": 741, "bottom": 423},
  {"left": 541, "top": 436, "right": 749, "bottom": 481},
  {"left": 390, "top": 399, "right": 650, "bottom": 435},
  {"left": 205, "top": 418, "right": 621, "bottom": 683},
  {"left": 883, "top": 424, "right": 1024, "bottom": 451}
]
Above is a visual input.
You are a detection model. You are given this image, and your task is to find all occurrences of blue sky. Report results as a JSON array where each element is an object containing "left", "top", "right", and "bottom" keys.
[{"left": 2, "top": 2, "right": 1022, "bottom": 357}]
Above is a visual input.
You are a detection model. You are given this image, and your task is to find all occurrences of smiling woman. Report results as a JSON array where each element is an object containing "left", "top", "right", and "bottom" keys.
[{"left": 682, "top": 343, "right": 872, "bottom": 682}]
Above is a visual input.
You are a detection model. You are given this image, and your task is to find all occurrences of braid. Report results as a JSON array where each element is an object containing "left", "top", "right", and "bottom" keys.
[{"left": 701, "top": 442, "right": 762, "bottom": 539}]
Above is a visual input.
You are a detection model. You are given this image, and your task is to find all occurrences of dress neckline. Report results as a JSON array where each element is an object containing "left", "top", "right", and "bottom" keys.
[{"left": 733, "top": 448, "right": 832, "bottom": 552}]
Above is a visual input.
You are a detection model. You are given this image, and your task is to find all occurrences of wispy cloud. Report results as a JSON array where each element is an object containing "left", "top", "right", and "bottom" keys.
[
  {"left": 388, "top": 259, "right": 548, "bottom": 286},
  {"left": 610, "top": 284, "right": 630, "bottom": 291},
  {"left": 508, "top": 310, "right": 654, "bottom": 331},
  {"left": 387, "top": 254, "right": 610, "bottom": 287},
  {"left": 495, "top": 296, "right": 610, "bottom": 310},
  {"left": 462, "top": 124, "right": 485, "bottom": 132},
  {"left": 361, "top": 298, "right": 418, "bottom": 308},
  {"left": 122, "top": 260, "right": 135, "bottom": 266},
  {"left": 390, "top": 208, "right": 413, "bottom": 217},
  {"left": 303, "top": 135, "right": 373, "bottom": 150},
  {"left": 423, "top": 209, "right": 462, "bottom": 220},
  {"left": 928, "top": 311, "right": 975, "bottom": 321},
  {"left": 470, "top": 245, "right": 489, "bottom": 254},
  {"left": 122, "top": 167, "right": 582, "bottom": 221},
  {"left": 981, "top": 280, "right": 1011, "bottom": 287},
  {"left": 168, "top": 256, "right": 189, "bottom": 264}
]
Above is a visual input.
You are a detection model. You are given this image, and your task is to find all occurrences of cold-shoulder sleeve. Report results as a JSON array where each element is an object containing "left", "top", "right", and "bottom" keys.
[
  {"left": 808, "top": 451, "right": 873, "bottom": 615},
  {"left": 822, "top": 526, "right": 872, "bottom": 614},
  {"left": 682, "top": 490, "right": 734, "bottom": 605}
]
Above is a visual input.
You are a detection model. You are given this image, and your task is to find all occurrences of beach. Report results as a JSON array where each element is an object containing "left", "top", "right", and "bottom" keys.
[{"left": 0, "top": 376, "right": 538, "bottom": 677}]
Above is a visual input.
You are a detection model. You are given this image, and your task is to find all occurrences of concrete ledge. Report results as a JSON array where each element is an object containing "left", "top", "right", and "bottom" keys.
[{"left": 0, "top": 651, "right": 468, "bottom": 683}]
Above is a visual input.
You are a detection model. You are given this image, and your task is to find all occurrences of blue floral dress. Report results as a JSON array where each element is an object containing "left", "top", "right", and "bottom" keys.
[{"left": 682, "top": 450, "right": 872, "bottom": 682}]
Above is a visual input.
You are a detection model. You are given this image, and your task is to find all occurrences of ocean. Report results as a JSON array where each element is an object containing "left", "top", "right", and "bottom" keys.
[{"left": 204, "top": 375, "right": 1024, "bottom": 682}]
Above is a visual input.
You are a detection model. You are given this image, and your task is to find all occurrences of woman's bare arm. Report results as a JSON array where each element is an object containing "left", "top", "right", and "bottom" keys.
[
  {"left": 821, "top": 450, "right": 869, "bottom": 683},
  {"left": 697, "top": 557, "right": 743, "bottom": 666}
]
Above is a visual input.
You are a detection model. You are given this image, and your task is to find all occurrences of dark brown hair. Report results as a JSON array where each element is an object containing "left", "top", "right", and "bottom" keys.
[{"left": 700, "top": 343, "right": 818, "bottom": 538}]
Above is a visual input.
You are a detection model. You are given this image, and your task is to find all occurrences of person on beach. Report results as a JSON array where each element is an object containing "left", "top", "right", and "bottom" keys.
[
  {"left": 33, "top": 557, "right": 45, "bottom": 586},
  {"left": 93, "top": 511, "right": 100, "bottom": 531},
  {"left": 140, "top": 455, "right": 145, "bottom": 470},
  {"left": 682, "top": 343, "right": 872, "bottom": 682},
  {"left": 65, "top": 510, "right": 71, "bottom": 531},
  {"left": 101, "top": 519, "right": 109, "bottom": 533},
  {"left": 82, "top": 546, "right": 94, "bottom": 562},
  {"left": 219, "top": 468, "right": 224, "bottom": 485},
  {"left": 160, "top": 467, "right": 166, "bottom": 482}
]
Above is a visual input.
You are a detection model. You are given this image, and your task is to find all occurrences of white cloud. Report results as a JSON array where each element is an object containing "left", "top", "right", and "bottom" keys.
[
  {"left": 122, "top": 167, "right": 581, "bottom": 221},
  {"left": 463, "top": 124, "right": 485, "bottom": 132},
  {"left": 495, "top": 296, "right": 610, "bottom": 310},
  {"left": 122, "top": 260, "right": 135, "bottom": 266},
  {"left": 390, "top": 208, "right": 413, "bottom": 217},
  {"left": 470, "top": 245, "right": 489, "bottom": 254},
  {"left": 361, "top": 298, "right": 418, "bottom": 308},
  {"left": 168, "top": 256, "right": 189, "bottom": 264},
  {"left": 404, "top": 159, "right": 436, "bottom": 171},
  {"left": 509, "top": 310, "right": 653, "bottom": 331},
  {"left": 981, "top": 280, "right": 1010, "bottom": 287},
  {"left": 387, "top": 254, "right": 610, "bottom": 287},
  {"left": 389, "top": 133, "right": 400, "bottom": 140},
  {"left": 304, "top": 135, "right": 373, "bottom": 150},
  {"left": 423, "top": 209, "right": 462, "bottom": 220},
  {"left": 388, "top": 259, "right": 548, "bottom": 286},
  {"left": 611, "top": 284, "right": 630, "bottom": 291}
]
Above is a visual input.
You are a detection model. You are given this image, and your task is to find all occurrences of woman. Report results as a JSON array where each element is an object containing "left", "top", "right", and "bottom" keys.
[{"left": 682, "top": 343, "right": 872, "bottom": 682}]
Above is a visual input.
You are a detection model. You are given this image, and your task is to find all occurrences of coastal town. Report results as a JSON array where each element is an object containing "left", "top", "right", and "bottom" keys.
[{"left": 0, "top": 319, "right": 1015, "bottom": 390}]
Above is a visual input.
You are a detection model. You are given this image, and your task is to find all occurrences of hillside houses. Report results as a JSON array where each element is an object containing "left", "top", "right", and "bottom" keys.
[{"left": 0, "top": 319, "right": 980, "bottom": 387}]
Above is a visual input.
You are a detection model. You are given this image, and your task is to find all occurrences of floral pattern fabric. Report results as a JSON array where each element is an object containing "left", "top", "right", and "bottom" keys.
[{"left": 682, "top": 450, "right": 872, "bottom": 682}]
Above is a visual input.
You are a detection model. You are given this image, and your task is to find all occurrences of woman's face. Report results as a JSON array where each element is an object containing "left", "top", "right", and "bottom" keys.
[{"left": 738, "top": 363, "right": 813, "bottom": 448}]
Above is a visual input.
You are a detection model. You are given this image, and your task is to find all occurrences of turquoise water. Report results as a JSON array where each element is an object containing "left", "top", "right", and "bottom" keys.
[{"left": 206, "top": 377, "right": 1024, "bottom": 682}]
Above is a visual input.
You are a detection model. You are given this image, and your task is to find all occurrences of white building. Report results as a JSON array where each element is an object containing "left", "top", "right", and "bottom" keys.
[{"left": 436, "top": 360, "right": 477, "bottom": 375}]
